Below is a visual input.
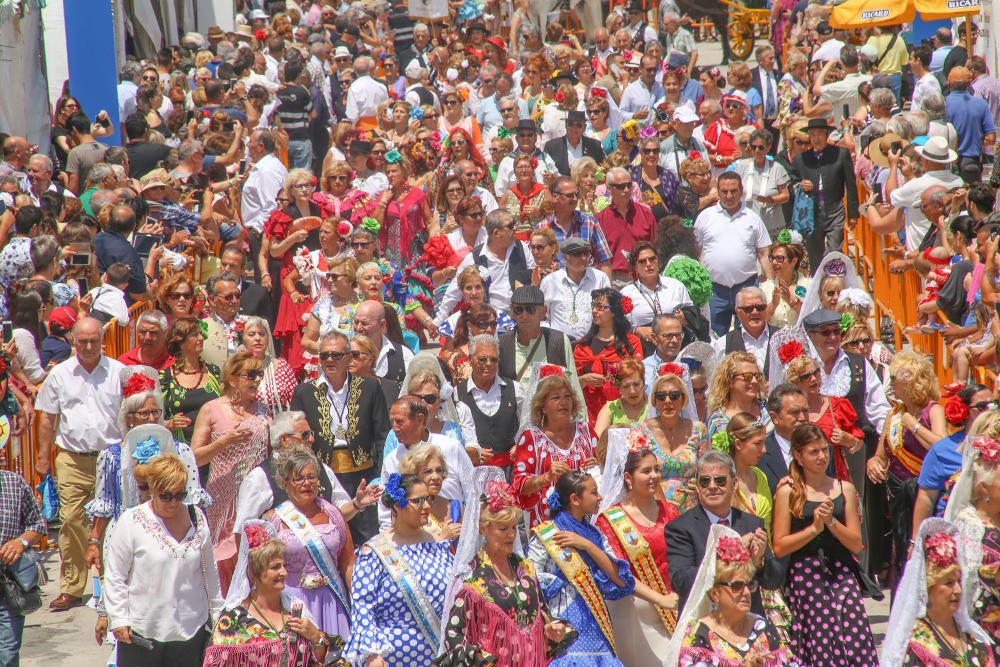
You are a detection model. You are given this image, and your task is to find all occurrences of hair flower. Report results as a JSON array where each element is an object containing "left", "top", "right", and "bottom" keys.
[
  {"left": 337, "top": 220, "right": 354, "bottom": 237},
  {"left": 545, "top": 488, "right": 562, "bottom": 514},
  {"left": 591, "top": 87, "right": 608, "bottom": 99},
  {"left": 924, "top": 532, "right": 958, "bottom": 569},
  {"left": 360, "top": 217, "right": 381, "bottom": 234},
  {"left": 124, "top": 374, "right": 156, "bottom": 397},
  {"left": 681, "top": 218, "right": 694, "bottom": 228},
  {"left": 711, "top": 430, "right": 733, "bottom": 453},
  {"left": 824, "top": 258, "right": 847, "bottom": 277},
  {"left": 639, "top": 126, "right": 658, "bottom": 141},
  {"left": 626, "top": 430, "right": 651, "bottom": 452},
  {"left": 132, "top": 437, "right": 161, "bottom": 464},
  {"left": 972, "top": 436, "right": 1000, "bottom": 465},
  {"left": 778, "top": 341, "right": 805, "bottom": 364},
  {"left": 384, "top": 149, "right": 402, "bottom": 164},
  {"left": 554, "top": 91, "right": 565, "bottom": 103},
  {"left": 593, "top": 195, "right": 611, "bottom": 213},
  {"left": 496, "top": 127, "right": 510, "bottom": 140},
  {"left": 410, "top": 106, "right": 425, "bottom": 121},
  {"left": 620, "top": 119, "right": 639, "bottom": 143},
  {"left": 664, "top": 256, "right": 712, "bottom": 307},
  {"left": 244, "top": 524, "right": 271, "bottom": 550},
  {"left": 794, "top": 285, "right": 807, "bottom": 298},
  {"left": 483, "top": 480, "right": 518, "bottom": 513},
  {"left": 659, "top": 362, "right": 687, "bottom": 378},
  {"left": 777, "top": 229, "right": 792, "bottom": 245},
  {"left": 531, "top": 156, "right": 539, "bottom": 170},
  {"left": 944, "top": 395, "right": 970, "bottom": 426},
  {"left": 254, "top": 29, "right": 268, "bottom": 42},
  {"left": 384, "top": 472, "right": 408, "bottom": 508},
  {"left": 620, "top": 296, "right": 634, "bottom": 315},
  {"left": 838, "top": 313, "right": 855, "bottom": 333},
  {"left": 539, "top": 364, "right": 565, "bottom": 379},
  {"left": 716, "top": 536, "right": 751, "bottom": 563},
  {"left": 687, "top": 150, "right": 701, "bottom": 161},
  {"left": 594, "top": 168, "right": 606, "bottom": 182}
]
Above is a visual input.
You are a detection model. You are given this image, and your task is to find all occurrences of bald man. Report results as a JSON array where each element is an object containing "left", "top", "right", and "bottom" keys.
[
  {"left": 36, "top": 317, "right": 125, "bottom": 610},
  {"left": 352, "top": 301, "right": 414, "bottom": 398}
]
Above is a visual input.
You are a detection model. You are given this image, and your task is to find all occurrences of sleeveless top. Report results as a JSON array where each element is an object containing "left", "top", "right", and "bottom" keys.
[{"left": 788, "top": 484, "right": 852, "bottom": 563}]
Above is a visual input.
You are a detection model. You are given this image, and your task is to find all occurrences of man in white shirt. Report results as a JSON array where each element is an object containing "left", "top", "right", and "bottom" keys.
[
  {"left": 26, "top": 155, "right": 76, "bottom": 206},
  {"left": 345, "top": 56, "right": 389, "bottom": 126},
  {"left": 494, "top": 120, "right": 558, "bottom": 197},
  {"left": 815, "top": 46, "right": 872, "bottom": 125},
  {"left": 759, "top": 385, "right": 810, "bottom": 493},
  {"left": 712, "top": 287, "right": 775, "bottom": 375},
  {"left": 625, "top": 1, "right": 658, "bottom": 46},
  {"left": 455, "top": 160, "right": 499, "bottom": 212},
  {"left": 241, "top": 129, "right": 288, "bottom": 236},
  {"left": 910, "top": 44, "right": 941, "bottom": 113},
  {"left": 619, "top": 55, "right": 665, "bottom": 124},
  {"left": 694, "top": 172, "right": 772, "bottom": 336},
  {"left": 379, "top": 396, "right": 475, "bottom": 530},
  {"left": 541, "top": 237, "right": 611, "bottom": 341},
  {"left": 36, "top": 318, "right": 124, "bottom": 610}
]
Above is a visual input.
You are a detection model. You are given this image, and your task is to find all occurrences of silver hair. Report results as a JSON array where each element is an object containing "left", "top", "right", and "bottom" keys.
[
  {"left": 413, "top": 22, "right": 430, "bottom": 33},
  {"left": 30, "top": 235, "right": 60, "bottom": 272},
  {"left": 205, "top": 271, "right": 240, "bottom": 296},
  {"left": 243, "top": 316, "right": 273, "bottom": 341},
  {"left": 754, "top": 44, "right": 775, "bottom": 59},
  {"left": 696, "top": 450, "right": 737, "bottom": 478},
  {"left": 480, "top": 63, "right": 498, "bottom": 78},
  {"left": 733, "top": 126, "right": 755, "bottom": 143},
  {"left": 485, "top": 208, "right": 515, "bottom": 233},
  {"left": 468, "top": 334, "right": 499, "bottom": 357},
  {"left": 652, "top": 313, "right": 683, "bottom": 334},
  {"left": 119, "top": 60, "right": 143, "bottom": 83},
  {"left": 920, "top": 94, "right": 946, "bottom": 122},
  {"left": 270, "top": 410, "right": 308, "bottom": 448},
  {"left": 606, "top": 167, "right": 630, "bottom": 183},
  {"left": 319, "top": 328, "right": 350, "bottom": 349},
  {"left": 663, "top": 11, "right": 680, "bottom": 21},
  {"left": 117, "top": 367, "right": 165, "bottom": 434},
  {"left": 886, "top": 116, "right": 913, "bottom": 140},
  {"left": 137, "top": 310, "right": 169, "bottom": 332},
  {"left": 89, "top": 190, "right": 118, "bottom": 218},
  {"left": 735, "top": 286, "right": 767, "bottom": 308},
  {"left": 905, "top": 111, "right": 930, "bottom": 137},
  {"left": 354, "top": 56, "right": 372, "bottom": 76},
  {"left": 177, "top": 140, "right": 204, "bottom": 163},
  {"left": 310, "top": 42, "right": 327, "bottom": 58},
  {"left": 275, "top": 446, "right": 321, "bottom": 488},
  {"left": 869, "top": 88, "right": 895, "bottom": 110},
  {"left": 29, "top": 154, "right": 53, "bottom": 172},
  {"left": 498, "top": 94, "right": 518, "bottom": 109},
  {"left": 88, "top": 163, "right": 116, "bottom": 186}
]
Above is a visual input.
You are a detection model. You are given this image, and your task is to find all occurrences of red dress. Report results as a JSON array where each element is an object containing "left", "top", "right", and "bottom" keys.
[
  {"left": 510, "top": 422, "right": 597, "bottom": 529},
  {"left": 573, "top": 333, "right": 644, "bottom": 430},
  {"left": 812, "top": 395, "right": 865, "bottom": 482},
  {"left": 597, "top": 500, "right": 679, "bottom": 587}
]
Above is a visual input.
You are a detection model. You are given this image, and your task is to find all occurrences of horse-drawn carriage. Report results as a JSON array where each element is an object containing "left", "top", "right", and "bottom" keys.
[{"left": 718, "top": 0, "right": 771, "bottom": 60}]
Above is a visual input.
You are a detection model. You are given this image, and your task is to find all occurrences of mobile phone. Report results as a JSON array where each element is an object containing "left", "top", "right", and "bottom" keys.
[
  {"left": 291, "top": 601, "right": 303, "bottom": 618},
  {"left": 842, "top": 104, "right": 850, "bottom": 120},
  {"left": 185, "top": 109, "right": 195, "bottom": 123},
  {"left": 228, "top": 78, "right": 238, "bottom": 91},
  {"left": 239, "top": 158, "right": 248, "bottom": 175},
  {"left": 1, "top": 321, "right": 11, "bottom": 344},
  {"left": 77, "top": 277, "right": 89, "bottom": 296},
  {"left": 130, "top": 634, "right": 155, "bottom": 651},
  {"left": 890, "top": 141, "right": 903, "bottom": 154},
  {"left": 98, "top": 112, "right": 111, "bottom": 129},
  {"left": 223, "top": 120, "right": 235, "bottom": 132},
  {"left": 70, "top": 253, "right": 91, "bottom": 266}
]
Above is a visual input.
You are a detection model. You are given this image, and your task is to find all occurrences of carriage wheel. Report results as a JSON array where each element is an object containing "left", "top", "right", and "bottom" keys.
[{"left": 728, "top": 19, "right": 754, "bottom": 61}]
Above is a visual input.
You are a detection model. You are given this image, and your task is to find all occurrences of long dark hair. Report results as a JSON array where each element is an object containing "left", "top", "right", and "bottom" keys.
[
  {"left": 550, "top": 470, "right": 591, "bottom": 516},
  {"left": 9, "top": 286, "right": 44, "bottom": 347},
  {"left": 579, "top": 287, "right": 633, "bottom": 357},
  {"left": 787, "top": 422, "right": 827, "bottom": 518}
]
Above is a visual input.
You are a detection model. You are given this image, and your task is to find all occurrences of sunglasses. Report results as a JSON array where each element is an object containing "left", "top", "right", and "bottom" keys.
[
  {"left": 476, "top": 355, "right": 500, "bottom": 364},
  {"left": 471, "top": 319, "right": 497, "bottom": 329},
  {"left": 350, "top": 350, "right": 369, "bottom": 358},
  {"left": 587, "top": 109, "right": 604, "bottom": 116},
  {"left": 654, "top": 390, "right": 684, "bottom": 402},
  {"left": 738, "top": 304, "right": 767, "bottom": 313},
  {"left": 446, "top": 187, "right": 464, "bottom": 195},
  {"left": 845, "top": 338, "right": 872, "bottom": 347},
  {"left": 464, "top": 211, "right": 485, "bottom": 218},
  {"left": 158, "top": 490, "right": 188, "bottom": 503},
  {"left": 329, "top": 175, "right": 350, "bottom": 181},
  {"left": 608, "top": 182, "right": 631, "bottom": 190},
  {"left": 414, "top": 393, "right": 439, "bottom": 404},
  {"left": 750, "top": 144, "right": 768, "bottom": 151},
  {"left": 319, "top": 351, "right": 349, "bottom": 361},
  {"left": 216, "top": 293, "right": 241, "bottom": 301},
  {"left": 725, "top": 103, "right": 744, "bottom": 111},
  {"left": 768, "top": 255, "right": 787, "bottom": 263},
  {"left": 718, "top": 579, "right": 759, "bottom": 593},
  {"left": 733, "top": 372, "right": 762, "bottom": 383},
  {"left": 554, "top": 190, "right": 580, "bottom": 198},
  {"left": 168, "top": 292, "right": 194, "bottom": 299},
  {"left": 239, "top": 370, "right": 265, "bottom": 381},
  {"left": 641, "top": 148, "right": 659, "bottom": 155},
  {"left": 972, "top": 400, "right": 997, "bottom": 411},
  {"left": 697, "top": 475, "right": 729, "bottom": 488},
  {"left": 512, "top": 305, "right": 538, "bottom": 315},
  {"left": 530, "top": 244, "right": 550, "bottom": 252},
  {"left": 406, "top": 495, "right": 435, "bottom": 507},
  {"left": 351, "top": 241, "right": 372, "bottom": 249},
  {"left": 444, "top": 100, "right": 460, "bottom": 106},
  {"left": 813, "top": 327, "right": 842, "bottom": 337},
  {"left": 796, "top": 368, "right": 822, "bottom": 381}
]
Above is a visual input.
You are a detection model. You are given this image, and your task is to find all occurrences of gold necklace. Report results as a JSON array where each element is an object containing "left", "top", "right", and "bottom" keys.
[{"left": 250, "top": 597, "right": 287, "bottom": 637}]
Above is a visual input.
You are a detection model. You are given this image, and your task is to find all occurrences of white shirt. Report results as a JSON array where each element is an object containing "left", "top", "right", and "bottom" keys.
[
  {"left": 889, "top": 170, "right": 964, "bottom": 251},
  {"left": 713, "top": 326, "right": 770, "bottom": 371},
  {"left": 345, "top": 75, "right": 389, "bottom": 123},
  {"left": 117, "top": 81, "right": 138, "bottom": 123},
  {"left": 28, "top": 182, "right": 77, "bottom": 207},
  {"left": 404, "top": 84, "right": 441, "bottom": 112},
  {"left": 821, "top": 72, "right": 873, "bottom": 124},
  {"left": 541, "top": 267, "right": 611, "bottom": 341},
  {"left": 35, "top": 355, "right": 124, "bottom": 453},
  {"left": 241, "top": 153, "right": 288, "bottom": 234},
  {"left": 445, "top": 227, "right": 488, "bottom": 256},
  {"left": 811, "top": 38, "right": 846, "bottom": 63},
  {"left": 627, "top": 20, "right": 658, "bottom": 45},
  {"left": 694, "top": 203, "right": 771, "bottom": 287},
  {"left": 775, "top": 432, "right": 792, "bottom": 467},
  {"left": 379, "top": 431, "right": 475, "bottom": 530},
  {"left": 233, "top": 456, "right": 350, "bottom": 535},
  {"left": 12, "top": 329, "right": 44, "bottom": 384},
  {"left": 463, "top": 376, "right": 524, "bottom": 420},
  {"left": 540, "top": 105, "right": 569, "bottom": 145},
  {"left": 472, "top": 186, "right": 499, "bottom": 213},
  {"left": 88, "top": 284, "right": 130, "bottom": 325},
  {"left": 620, "top": 276, "right": 693, "bottom": 329},
  {"left": 815, "top": 348, "right": 891, "bottom": 434},
  {"left": 104, "top": 503, "right": 223, "bottom": 641},
  {"left": 374, "top": 338, "right": 415, "bottom": 378},
  {"left": 619, "top": 80, "right": 666, "bottom": 122},
  {"left": 437, "top": 241, "right": 536, "bottom": 318},
  {"left": 912, "top": 73, "right": 943, "bottom": 113}
]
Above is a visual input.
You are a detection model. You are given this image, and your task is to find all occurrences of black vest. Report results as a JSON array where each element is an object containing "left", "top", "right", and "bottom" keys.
[
  {"left": 261, "top": 455, "right": 336, "bottom": 508},
  {"left": 472, "top": 242, "right": 531, "bottom": 293},
  {"left": 498, "top": 327, "right": 567, "bottom": 382},
  {"left": 724, "top": 325, "right": 775, "bottom": 379},
  {"left": 380, "top": 340, "right": 407, "bottom": 387},
  {"left": 842, "top": 353, "right": 877, "bottom": 451},
  {"left": 409, "top": 85, "right": 435, "bottom": 108},
  {"left": 631, "top": 22, "right": 648, "bottom": 48},
  {"left": 456, "top": 380, "right": 520, "bottom": 454}
]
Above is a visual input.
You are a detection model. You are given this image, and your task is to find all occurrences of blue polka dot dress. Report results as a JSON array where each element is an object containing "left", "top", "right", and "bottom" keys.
[{"left": 345, "top": 539, "right": 454, "bottom": 667}]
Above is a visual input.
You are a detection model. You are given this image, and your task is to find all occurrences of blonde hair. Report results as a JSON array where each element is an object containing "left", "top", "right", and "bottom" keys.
[
  {"left": 650, "top": 373, "right": 687, "bottom": 409},
  {"left": 727, "top": 411, "right": 765, "bottom": 448},
  {"left": 407, "top": 370, "right": 442, "bottom": 393},
  {"left": 571, "top": 157, "right": 598, "bottom": 185},
  {"left": 398, "top": 443, "right": 448, "bottom": 478},
  {"left": 145, "top": 454, "right": 188, "bottom": 494},
  {"left": 457, "top": 265, "right": 485, "bottom": 291},
  {"left": 480, "top": 503, "right": 523, "bottom": 528},
  {"left": 786, "top": 354, "right": 819, "bottom": 384},
  {"left": 888, "top": 350, "right": 939, "bottom": 406},
  {"left": 841, "top": 322, "right": 875, "bottom": 348},
  {"left": 708, "top": 352, "right": 766, "bottom": 412},
  {"left": 350, "top": 333, "right": 377, "bottom": 358},
  {"left": 356, "top": 261, "right": 381, "bottom": 282},
  {"left": 248, "top": 539, "right": 286, "bottom": 584},
  {"left": 330, "top": 255, "right": 360, "bottom": 283},
  {"left": 221, "top": 350, "right": 265, "bottom": 393},
  {"left": 530, "top": 374, "right": 582, "bottom": 427},
  {"left": 284, "top": 168, "right": 313, "bottom": 194},
  {"left": 925, "top": 558, "right": 961, "bottom": 588},
  {"left": 715, "top": 558, "right": 756, "bottom": 585}
]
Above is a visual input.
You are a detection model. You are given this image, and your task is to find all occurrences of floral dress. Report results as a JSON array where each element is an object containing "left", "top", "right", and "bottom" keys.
[
  {"left": 630, "top": 165, "right": 681, "bottom": 220},
  {"left": 903, "top": 618, "right": 996, "bottom": 666},
  {"left": 678, "top": 615, "right": 800, "bottom": 667},
  {"left": 629, "top": 422, "right": 708, "bottom": 510},
  {"left": 955, "top": 506, "right": 1000, "bottom": 642},
  {"left": 440, "top": 551, "right": 578, "bottom": 666},
  {"left": 160, "top": 362, "right": 223, "bottom": 444},
  {"left": 208, "top": 604, "right": 345, "bottom": 666}
]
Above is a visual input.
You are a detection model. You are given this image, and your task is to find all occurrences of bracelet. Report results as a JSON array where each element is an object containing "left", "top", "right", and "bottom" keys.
[
  {"left": 88, "top": 537, "right": 101, "bottom": 545},
  {"left": 910, "top": 422, "right": 922, "bottom": 434},
  {"left": 352, "top": 497, "right": 362, "bottom": 511}
]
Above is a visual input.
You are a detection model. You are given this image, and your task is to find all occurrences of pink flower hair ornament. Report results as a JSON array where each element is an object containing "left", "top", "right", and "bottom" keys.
[
  {"left": 716, "top": 536, "right": 751, "bottom": 563},
  {"left": 483, "top": 480, "right": 518, "bottom": 513},
  {"left": 971, "top": 436, "right": 1000, "bottom": 465},
  {"left": 924, "top": 532, "right": 958, "bottom": 569}
]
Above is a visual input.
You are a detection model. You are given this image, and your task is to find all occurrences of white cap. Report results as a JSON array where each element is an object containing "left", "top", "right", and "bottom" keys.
[
  {"left": 249, "top": 8, "right": 269, "bottom": 20},
  {"left": 334, "top": 45, "right": 351, "bottom": 59},
  {"left": 673, "top": 101, "right": 699, "bottom": 123},
  {"left": 405, "top": 60, "right": 425, "bottom": 80}
]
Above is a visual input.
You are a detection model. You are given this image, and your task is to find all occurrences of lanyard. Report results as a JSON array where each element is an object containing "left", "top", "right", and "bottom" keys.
[{"left": 633, "top": 280, "right": 663, "bottom": 317}]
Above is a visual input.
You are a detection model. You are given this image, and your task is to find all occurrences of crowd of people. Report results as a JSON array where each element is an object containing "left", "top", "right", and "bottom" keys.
[{"left": 1, "top": 0, "right": 1000, "bottom": 665}]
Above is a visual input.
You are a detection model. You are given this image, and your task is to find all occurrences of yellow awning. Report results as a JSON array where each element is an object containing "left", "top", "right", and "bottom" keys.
[
  {"left": 914, "top": 0, "right": 981, "bottom": 21},
  {"left": 829, "top": 0, "right": 915, "bottom": 29}
]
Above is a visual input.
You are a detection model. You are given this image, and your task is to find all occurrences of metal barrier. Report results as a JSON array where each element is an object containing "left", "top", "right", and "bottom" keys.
[{"left": 102, "top": 300, "right": 155, "bottom": 360}]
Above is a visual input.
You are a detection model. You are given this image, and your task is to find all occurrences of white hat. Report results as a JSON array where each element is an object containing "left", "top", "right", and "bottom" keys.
[
  {"left": 249, "top": 8, "right": 269, "bottom": 20},
  {"left": 673, "top": 101, "right": 699, "bottom": 124},
  {"left": 915, "top": 135, "right": 958, "bottom": 164},
  {"left": 334, "top": 45, "right": 351, "bottom": 59}
]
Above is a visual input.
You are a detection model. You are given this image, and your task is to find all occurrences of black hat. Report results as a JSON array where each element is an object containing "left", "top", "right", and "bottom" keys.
[
  {"left": 802, "top": 308, "right": 841, "bottom": 330},
  {"left": 511, "top": 285, "right": 545, "bottom": 306},
  {"left": 466, "top": 21, "right": 488, "bottom": 33},
  {"left": 343, "top": 25, "right": 361, "bottom": 38},
  {"left": 515, "top": 119, "right": 537, "bottom": 133},
  {"left": 349, "top": 140, "right": 372, "bottom": 154},
  {"left": 805, "top": 117, "right": 837, "bottom": 132},
  {"left": 551, "top": 69, "right": 578, "bottom": 85},
  {"left": 566, "top": 110, "right": 586, "bottom": 124},
  {"left": 816, "top": 20, "right": 832, "bottom": 35},
  {"left": 627, "top": 0, "right": 644, "bottom": 13}
]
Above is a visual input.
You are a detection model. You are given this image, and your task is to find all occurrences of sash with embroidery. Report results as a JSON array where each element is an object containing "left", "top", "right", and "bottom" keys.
[
  {"left": 366, "top": 535, "right": 441, "bottom": 649},
  {"left": 885, "top": 405, "right": 923, "bottom": 477},
  {"left": 533, "top": 520, "right": 617, "bottom": 654},
  {"left": 602, "top": 506, "right": 676, "bottom": 634},
  {"left": 274, "top": 501, "right": 351, "bottom": 613}
]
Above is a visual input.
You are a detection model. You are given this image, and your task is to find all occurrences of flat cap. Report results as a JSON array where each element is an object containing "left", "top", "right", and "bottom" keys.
[
  {"left": 560, "top": 237, "right": 589, "bottom": 253},
  {"left": 511, "top": 285, "right": 545, "bottom": 306},
  {"left": 802, "top": 308, "right": 841, "bottom": 330}
]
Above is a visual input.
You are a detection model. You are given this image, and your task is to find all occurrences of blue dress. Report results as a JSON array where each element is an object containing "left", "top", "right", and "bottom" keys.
[
  {"left": 346, "top": 539, "right": 454, "bottom": 666},
  {"left": 526, "top": 511, "right": 635, "bottom": 666}
]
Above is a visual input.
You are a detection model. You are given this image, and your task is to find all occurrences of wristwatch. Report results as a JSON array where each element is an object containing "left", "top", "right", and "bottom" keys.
[
  {"left": 312, "top": 634, "right": 328, "bottom": 650},
  {"left": 19, "top": 537, "right": 29, "bottom": 549}
]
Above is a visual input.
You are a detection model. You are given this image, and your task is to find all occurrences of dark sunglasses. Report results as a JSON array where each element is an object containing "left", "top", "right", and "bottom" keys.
[
  {"left": 641, "top": 148, "right": 659, "bottom": 155},
  {"left": 351, "top": 241, "right": 372, "bottom": 249},
  {"left": 512, "top": 305, "right": 538, "bottom": 315},
  {"left": 158, "top": 490, "right": 188, "bottom": 503},
  {"left": 414, "top": 393, "right": 439, "bottom": 404},
  {"left": 319, "top": 351, "right": 349, "bottom": 361},
  {"left": 733, "top": 372, "right": 762, "bottom": 383},
  {"left": 476, "top": 355, "right": 500, "bottom": 364},
  {"left": 972, "top": 400, "right": 997, "bottom": 411},
  {"left": 654, "top": 390, "right": 684, "bottom": 402},
  {"left": 718, "top": 579, "right": 759, "bottom": 593},
  {"left": 471, "top": 319, "right": 497, "bottom": 329},
  {"left": 845, "top": 338, "right": 872, "bottom": 347},
  {"left": 239, "top": 370, "right": 265, "bottom": 381},
  {"left": 168, "top": 292, "right": 194, "bottom": 299},
  {"left": 768, "top": 255, "right": 787, "bottom": 263},
  {"left": 796, "top": 368, "right": 822, "bottom": 381},
  {"left": 813, "top": 327, "right": 842, "bottom": 337},
  {"left": 697, "top": 475, "right": 729, "bottom": 488},
  {"left": 738, "top": 304, "right": 767, "bottom": 313},
  {"left": 350, "top": 350, "right": 369, "bottom": 358},
  {"left": 725, "top": 103, "right": 743, "bottom": 111},
  {"left": 608, "top": 182, "right": 631, "bottom": 190},
  {"left": 750, "top": 144, "right": 768, "bottom": 151}
]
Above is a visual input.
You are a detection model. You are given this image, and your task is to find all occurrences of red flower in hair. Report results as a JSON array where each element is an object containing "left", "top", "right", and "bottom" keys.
[
  {"left": 254, "top": 29, "right": 267, "bottom": 41},
  {"left": 124, "top": 374, "right": 156, "bottom": 397},
  {"left": 456, "top": 300, "right": 472, "bottom": 315},
  {"left": 591, "top": 87, "right": 607, "bottom": 99},
  {"left": 716, "top": 536, "right": 751, "bottom": 563},
  {"left": 658, "top": 362, "right": 686, "bottom": 378},
  {"left": 337, "top": 220, "right": 353, "bottom": 237},
  {"left": 244, "top": 524, "right": 270, "bottom": 550},
  {"left": 688, "top": 150, "right": 702, "bottom": 161},
  {"left": 971, "top": 436, "right": 1000, "bottom": 465},
  {"left": 539, "top": 364, "right": 565, "bottom": 379},
  {"left": 924, "top": 532, "right": 958, "bottom": 569},
  {"left": 484, "top": 480, "right": 518, "bottom": 513},
  {"left": 944, "top": 395, "right": 969, "bottom": 426},
  {"left": 620, "top": 296, "right": 634, "bottom": 315},
  {"left": 778, "top": 341, "right": 805, "bottom": 364},
  {"left": 554, "top": 92, "right": 565, "bottom": 103}
]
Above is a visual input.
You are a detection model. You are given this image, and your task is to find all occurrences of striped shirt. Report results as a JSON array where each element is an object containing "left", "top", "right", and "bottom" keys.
[
  {"left": 0, "top": 471, "right": 45, "bottom": 545},
  {"left": 276, "top": 84, "right": 313, "bottom": 141}
]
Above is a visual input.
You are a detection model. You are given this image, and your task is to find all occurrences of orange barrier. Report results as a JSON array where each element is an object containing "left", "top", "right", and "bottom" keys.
[{"left": 102, "top": 300, "right": 155, "bottom": 360}]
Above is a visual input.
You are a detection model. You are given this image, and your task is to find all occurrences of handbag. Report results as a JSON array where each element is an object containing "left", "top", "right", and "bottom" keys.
[
  {"left": 0, "top": 550, "right": 43, "bottom": 615},
  {"left": 790, "top": 186, "right": 815, "bottom": 237}
]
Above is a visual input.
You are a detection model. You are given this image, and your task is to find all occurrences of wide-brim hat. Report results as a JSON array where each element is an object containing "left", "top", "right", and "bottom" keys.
[
  {"left": 869, "top": 133, "right": 908, "bottom": 168},
  {"left": 140, "top": 168, "right": 172, "bottom": 193},
  {"left": 805, "top": 117, "right": 837, "bottom": 132},
  {"left": 515, "top": 119, "right": 537, "bottom": 133},
  {"left": 914, "top": 135, "right": 958, "bottom": 164}
]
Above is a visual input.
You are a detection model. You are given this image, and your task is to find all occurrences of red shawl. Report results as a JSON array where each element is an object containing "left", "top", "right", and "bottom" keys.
[{"left": 573, "top": 333, "right": 643, "bottom": 430}]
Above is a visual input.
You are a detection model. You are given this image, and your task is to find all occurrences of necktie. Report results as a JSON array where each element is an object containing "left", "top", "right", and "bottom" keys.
[
  {"left": 718, "top": 518, "right": 730, "bottom": 527},
  {"left": 764, "top": 72, "right": 776, "bottom": 119}
]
